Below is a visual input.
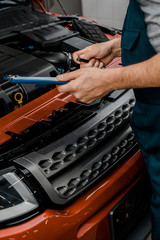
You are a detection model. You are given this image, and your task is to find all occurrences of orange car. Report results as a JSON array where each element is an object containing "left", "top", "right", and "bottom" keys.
[{"left": 0, "top": 1, "right": 151, "bottom": 240}]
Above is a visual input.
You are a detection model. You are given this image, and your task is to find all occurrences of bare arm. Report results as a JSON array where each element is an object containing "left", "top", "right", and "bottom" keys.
[
  {"left": 117, "top": 53, "right": 160, "bottom": 89},
  {"left": 57, "top": 47, "right": 160, "bottom": 104}
]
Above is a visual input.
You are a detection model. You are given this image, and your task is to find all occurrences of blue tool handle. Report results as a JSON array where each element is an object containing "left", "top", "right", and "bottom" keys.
[{"left": 9, "top": 76, "right": 68, "bottom": 85}]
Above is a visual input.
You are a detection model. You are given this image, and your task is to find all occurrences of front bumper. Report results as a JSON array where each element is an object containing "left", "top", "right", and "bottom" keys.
[{"left": 0, "top": 150, "right": 145, "bottom": 240}]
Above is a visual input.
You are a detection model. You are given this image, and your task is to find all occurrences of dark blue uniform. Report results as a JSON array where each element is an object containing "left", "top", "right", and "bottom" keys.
[{"left": 121, "top": 0, "right": 160, "bottom": 239}]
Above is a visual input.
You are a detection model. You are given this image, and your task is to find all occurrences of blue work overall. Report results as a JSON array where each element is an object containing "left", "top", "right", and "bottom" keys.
[{"left": 122, "top": 0, "right": 160, "bottom": 239}]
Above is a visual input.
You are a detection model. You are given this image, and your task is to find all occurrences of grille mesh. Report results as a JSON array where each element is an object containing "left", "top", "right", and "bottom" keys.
[
  {"left": 56, "top": 131, "right": 136, "bottom": 198},
  {"left": 38, "top": 98, "right": 135, "bottom": 177}
]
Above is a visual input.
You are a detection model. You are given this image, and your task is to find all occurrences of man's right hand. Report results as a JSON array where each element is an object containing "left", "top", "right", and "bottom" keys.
[{"left": 73, "top": 37, "right": 121, "bottom": 69}]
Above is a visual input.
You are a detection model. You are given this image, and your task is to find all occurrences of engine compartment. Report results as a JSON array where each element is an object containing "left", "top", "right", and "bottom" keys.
[{"left": 0, "top": 3, "right": 103, "bottom": 118}]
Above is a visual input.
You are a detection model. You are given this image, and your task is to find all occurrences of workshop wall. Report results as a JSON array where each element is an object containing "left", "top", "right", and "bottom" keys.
[
  {"left": 81, "top": 0, "right": 129, "bottom": 30},
  {"left": 43, "top": 0, "right": 128, "bottom": 30}
]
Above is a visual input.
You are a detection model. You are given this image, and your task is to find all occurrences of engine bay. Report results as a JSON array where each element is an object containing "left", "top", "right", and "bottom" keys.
[{"left": 0, "top": 2, "right": 115, "bottom": 118}]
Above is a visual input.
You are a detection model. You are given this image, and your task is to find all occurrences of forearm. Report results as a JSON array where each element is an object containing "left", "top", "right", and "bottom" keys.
[{"left": 111, "top": 53, "right": 160, "bottom": 90}]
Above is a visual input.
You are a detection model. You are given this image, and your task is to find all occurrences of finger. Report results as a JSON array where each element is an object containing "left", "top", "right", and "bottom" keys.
[
  {"left": 73, "top": 49, "right": 90, "bottom": 63},
  {"left": 93, "top": 60, "right": 101, "bottom": 68},
  {"left": 73, "top": 47, "right": 95, "bottom": 63},
  {"left": 56, "top": 80, "right": 75, "bottom": 93},
  {"left": 80, "top": 58, "right": 96, "bottom": 68},
  {"left": 73, "top": 50, "right": 85, "bottom": 63},
  {"left": 76, "top": 96, "right": 97, "bottom": 104},
  {"left": 99, "top": 61, "right": 105, "bottom": 69},
  {"left": 101, "top": 55, "right": 114, "bottom": 66},
  {"left": 56, "top": 69, "right": 82, "bottom": 82}
]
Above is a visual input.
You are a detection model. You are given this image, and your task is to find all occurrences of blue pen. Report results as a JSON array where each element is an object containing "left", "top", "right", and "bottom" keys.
[{"left": 4, "top": 75, "right": 68, "bottom": 87}]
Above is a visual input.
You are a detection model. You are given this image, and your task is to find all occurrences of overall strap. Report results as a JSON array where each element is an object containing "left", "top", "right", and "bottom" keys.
[
  {"left": 123, "top": 0, "right": 145, "bottom": 30},
  {"left": 121, "top": 0, "right": 160, "bottom": 105}
]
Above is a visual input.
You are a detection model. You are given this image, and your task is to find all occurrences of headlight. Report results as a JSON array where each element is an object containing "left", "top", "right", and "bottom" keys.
[{"left": 0, "top": 170, "right": 39, "bottom": 225}]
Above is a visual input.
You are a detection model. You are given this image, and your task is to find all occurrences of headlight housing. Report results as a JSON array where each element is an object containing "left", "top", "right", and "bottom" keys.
[{"left": 0, "top": 168, "right": 39, "bottom": 226}]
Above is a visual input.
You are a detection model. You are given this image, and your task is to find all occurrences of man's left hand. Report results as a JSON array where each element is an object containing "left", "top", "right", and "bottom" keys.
[{"left": 56, "top": 68, "right": 115, "bottom": 104}]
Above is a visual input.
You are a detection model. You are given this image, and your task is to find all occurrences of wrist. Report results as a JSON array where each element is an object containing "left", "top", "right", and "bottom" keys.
[
  {"left": 103, "top": 67, "right": 123, "bottom": 93},
  {"left": 111, "top": 37, "right": 122, "bottom": 58}
]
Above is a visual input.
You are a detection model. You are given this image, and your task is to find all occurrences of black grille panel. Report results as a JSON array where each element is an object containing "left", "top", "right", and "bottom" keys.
[
  {"left": 15, "top": 125, "right": 137, "bottom": 206},
  {"left": 35, "top": 92, "right": 135, "bottom": 178},
  {"left": 14, "top": 90, "right": 137, "bottom": 207}
]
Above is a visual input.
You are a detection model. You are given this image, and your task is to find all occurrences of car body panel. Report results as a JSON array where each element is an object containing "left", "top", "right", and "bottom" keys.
[{"left": 0, "top": 151, "right": 144, "bottom": 240}]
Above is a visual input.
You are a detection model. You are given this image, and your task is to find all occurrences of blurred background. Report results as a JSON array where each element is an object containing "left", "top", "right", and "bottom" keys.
[{"left": 43, "top": 0, "right": 129, "bottom": 29}]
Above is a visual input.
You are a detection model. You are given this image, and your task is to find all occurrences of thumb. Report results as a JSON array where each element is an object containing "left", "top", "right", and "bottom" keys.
[
  {"left": 56, "top": 69, "right": 82, "bottom": 82},
  {"left": 73, "top": 49, "right": 92, "bottom": 63}
]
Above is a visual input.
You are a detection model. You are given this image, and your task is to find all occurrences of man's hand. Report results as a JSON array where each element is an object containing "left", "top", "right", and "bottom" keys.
[
  {"left": 73, "top": 37, "right": 121, "bottom": 68},
  {"left": 56, "top": 68, "right": 119, "bottom": 103},
  {"left": 57, "top": 52, "right": 160, "bottom": 103}
]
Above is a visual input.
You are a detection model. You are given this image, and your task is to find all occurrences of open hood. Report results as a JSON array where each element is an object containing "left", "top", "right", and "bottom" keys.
[{"left": 0, "top": 0, "right": 30, "bottom": 10}]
